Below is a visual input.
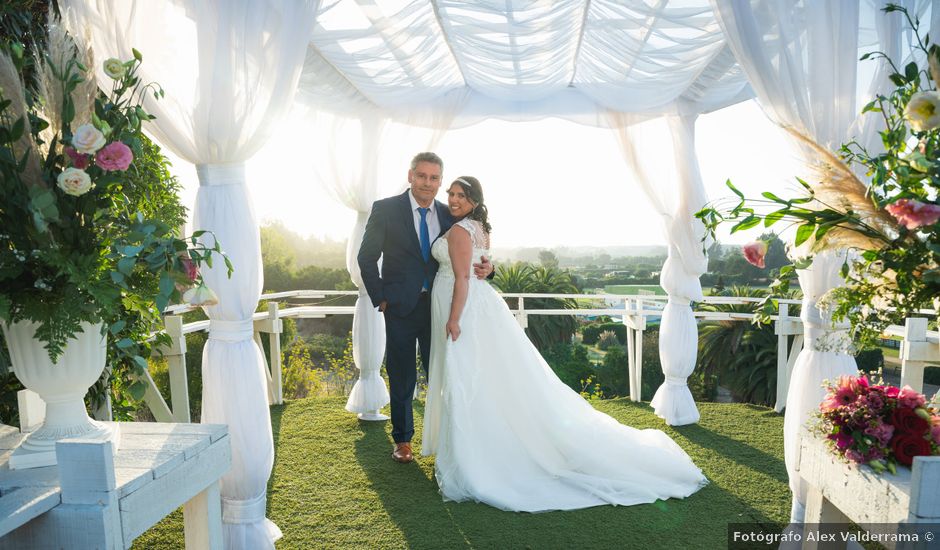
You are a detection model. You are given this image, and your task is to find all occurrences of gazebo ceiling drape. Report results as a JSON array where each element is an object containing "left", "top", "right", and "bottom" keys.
[{"left": 297, "top": 0, "right": 754, "bottom": 125}]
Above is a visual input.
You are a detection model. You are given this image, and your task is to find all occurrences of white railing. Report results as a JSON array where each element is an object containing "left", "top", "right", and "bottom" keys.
[{"left": 130, "top": 290, "right": 938, "bottom": 422}]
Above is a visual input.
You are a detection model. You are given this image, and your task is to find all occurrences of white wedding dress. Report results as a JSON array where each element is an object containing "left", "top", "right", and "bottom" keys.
[{"left": 421, "top": 218, "right": 707, "bottom": 512}]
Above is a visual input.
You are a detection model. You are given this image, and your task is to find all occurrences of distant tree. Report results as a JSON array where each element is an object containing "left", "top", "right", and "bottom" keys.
[
  {"left": 538, "top": 249, "right": 559, "bottom": 268},
  {"left": 713, "top": 275, "right": 726, "bottom": 293}
]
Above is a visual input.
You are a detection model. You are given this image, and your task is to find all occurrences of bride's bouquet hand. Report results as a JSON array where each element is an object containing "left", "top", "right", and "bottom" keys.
[{"left": 445, "top": 320, "right": 461, "bottom": 342}]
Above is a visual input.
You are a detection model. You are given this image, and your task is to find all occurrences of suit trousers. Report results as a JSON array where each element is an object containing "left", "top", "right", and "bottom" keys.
[{"left": 383, "top": 292, "right": 431, "bottom": 443}]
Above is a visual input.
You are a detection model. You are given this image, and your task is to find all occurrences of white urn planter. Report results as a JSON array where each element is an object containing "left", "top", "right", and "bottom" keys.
[{"left": 2, "top": 320, "right": 120, "bottom": 469}]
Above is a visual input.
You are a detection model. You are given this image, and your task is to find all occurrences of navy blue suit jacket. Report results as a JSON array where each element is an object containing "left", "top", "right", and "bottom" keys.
[{"left": 358, "top": 190, "right": 455, "bottom": 317}]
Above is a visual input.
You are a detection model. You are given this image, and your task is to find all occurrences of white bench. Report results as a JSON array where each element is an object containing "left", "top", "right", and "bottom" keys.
[
  {"left": 797, "top": 428, "right": 940, "bottom": 549},
  {"left": 0, "top": 422, "right": 230, "bottom": 549}
]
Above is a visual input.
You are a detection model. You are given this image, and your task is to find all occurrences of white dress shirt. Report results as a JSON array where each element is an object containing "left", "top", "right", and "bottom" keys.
[{"left": 408, "top": 190, "right": 441, "bottom": 244}]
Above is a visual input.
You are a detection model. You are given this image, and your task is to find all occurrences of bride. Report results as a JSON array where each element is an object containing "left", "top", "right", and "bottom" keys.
[{"left": 421, "top": 176, "right": 708, "bottom": 512}]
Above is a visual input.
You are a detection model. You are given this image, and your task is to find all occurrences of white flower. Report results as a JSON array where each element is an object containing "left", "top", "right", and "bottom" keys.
[
  {"left": 71, "top": 123, "right": 106, "bottom": 154},
  {"left": 56, "top": 167, "right": 93, "bottom": 196},
  {"left": 183, "top": 284, "right": 219, "bottom": 306},
  {"left": 102, "top": 58, "right": 125, "bottom": 80},
  {"left": 903, "top": 91, "right": 940, "bottom": 132}
]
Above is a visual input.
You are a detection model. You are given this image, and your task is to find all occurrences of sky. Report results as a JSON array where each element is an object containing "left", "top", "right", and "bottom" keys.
[{"left": 169, "top": 98, "right": 809, "bottom": 249}]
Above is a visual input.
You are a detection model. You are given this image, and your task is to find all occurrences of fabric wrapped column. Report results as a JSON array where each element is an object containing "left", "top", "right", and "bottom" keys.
[
  {"left": 194, "top": 162, "right": 280, "bottom": 547},
  {"left": 345, "top": 210, "right": 390, "bottom": 419},
  {"left": 782, "top": 250, "right": 857, "bottom": 523},
  {"left": 649, "top": 114, "right": 710, "bottom": 426}
]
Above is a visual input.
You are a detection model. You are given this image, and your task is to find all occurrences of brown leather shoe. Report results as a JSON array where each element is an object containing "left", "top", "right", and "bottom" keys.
[{"left": 392, "top": 442, "right": 413, "bottom": 463}]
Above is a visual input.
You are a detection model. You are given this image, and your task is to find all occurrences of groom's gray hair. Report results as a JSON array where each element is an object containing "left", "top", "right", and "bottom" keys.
[{"left": 410, "top": 152, "right": 443, "bottom": 172}]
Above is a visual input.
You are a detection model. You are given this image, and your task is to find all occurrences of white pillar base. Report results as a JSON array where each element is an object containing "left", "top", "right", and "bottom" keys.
[{"left": 357, "top": 410, "right": 389, "bottom": 421}]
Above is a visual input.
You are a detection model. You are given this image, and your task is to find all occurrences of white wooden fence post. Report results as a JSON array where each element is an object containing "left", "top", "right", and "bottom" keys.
[
  {"left": 634, "top": 295, "right": 645, "bottom": 401},
  {"left": 775, "top": 303, "right": 789, "bottom": 411},
  {"left": 900, "top": 317, "right": 929, "bottom": 394},
  {"left": 160, "top": 315, "right": 190, "bottom": 423},
  {"left": 773, "top": 303, "right": 804, "bottom": 414},
  {"left": 624, "top": 297, "right": 637, "bottom": 402},
  {"left": 516, "top": 297, "right": 528, "bottom": 329},
  {"left": 254, "top": 302, "right": 283, "bottom": 405}
]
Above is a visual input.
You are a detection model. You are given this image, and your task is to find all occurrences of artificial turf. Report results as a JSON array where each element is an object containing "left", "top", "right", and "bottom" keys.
[{"left": 132, "top": 396, "right": 790, "bottom": 549}]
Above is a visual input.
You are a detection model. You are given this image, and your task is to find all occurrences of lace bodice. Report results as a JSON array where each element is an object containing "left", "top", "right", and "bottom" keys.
[{"left": 432, "top": 218, "right": 490, "bottom": 279}]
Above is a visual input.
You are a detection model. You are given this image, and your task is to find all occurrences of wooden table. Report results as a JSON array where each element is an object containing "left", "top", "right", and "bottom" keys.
[
  {"left": 797, "top": 428, "right": 940, "bottom": 549},
  {"left": 0, "top": 422, "right": 230, "bottom": 549}
]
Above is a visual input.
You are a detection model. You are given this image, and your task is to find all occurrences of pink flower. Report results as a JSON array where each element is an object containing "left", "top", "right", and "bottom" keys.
[
  {"left": 65, "top": 146, "right": 90, "bottom": 169},
  {"left": 932, "top": 423, "right": 940, "bottom": 445},
  {"left": 833, "top": 385, "right": 857, "bottom": 407},
  {"left": 885, "top": 199, "right": 940, "bottom": 230},
  {"left": 742, "top": 241, "right": 768, "bottom": 268},
  {"left": 898, "top": 385, "right": 927, "bottom": 409},
  {"left": 845, "top": 449, "right": 865, "bottom": 464},
  {"left": 180, "top": 255, "right": 199, "bottom": 282},
  {"left": 864, "top": 421, "right": 894, "bottom": 445},
  {"left": 880, "top": 385, "right": 900, "bottom": 399},
  {"left": 95, "top": 141, "right": 134, "bottom": 172},
  {"left": 834, "top": 431, "right": 853, "bottom": 450}
]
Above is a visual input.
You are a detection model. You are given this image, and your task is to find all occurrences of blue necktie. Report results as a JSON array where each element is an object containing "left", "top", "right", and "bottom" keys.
[{"left": 419, "top": 207, "right": 431, "bottom": 289}]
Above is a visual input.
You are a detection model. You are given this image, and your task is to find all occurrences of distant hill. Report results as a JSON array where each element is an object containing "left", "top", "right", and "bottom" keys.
[{"left": 491, "top": 245, "right": 667, "bottom": 264}]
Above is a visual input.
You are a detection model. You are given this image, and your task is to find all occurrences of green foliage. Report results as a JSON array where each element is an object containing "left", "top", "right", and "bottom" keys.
[
  {"left": 854, "top": 347, "right": 885, "bottom": 373},
  {"left": 696, "top": 7, "right": 940, "bottom": 347},
  {"left": 281, "top": 340, "right": 326, "bottom": 399},
  {"left": 698, "top": 287, "right": 782, "bottom": 407},
  {"left": 492, "top": 262, "right": 581, "bottom": 351},
  {"left": 596, "top": 345, "right": 632, "bottom": 397},
  {"left": 596, "top": 329, "right": 620, "bottom": 350},
  {"left": 582, "top": 322, "right": 627, "bottom": 345},
  {"left": 541, "top": 342, "right": 593, "bottom": 392},
  {"left": 0, "top": 23, "right": 229, "bottom": 411}
]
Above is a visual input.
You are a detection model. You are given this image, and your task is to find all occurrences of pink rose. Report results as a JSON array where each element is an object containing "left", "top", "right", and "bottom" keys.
[
  {"left": 898, "top": 385, "right": 927, "bottom": 409},
  {"left": 64, "top": 146, "right": 90, "bottom": 169},
  {"left": 742, "top": 241, "right": 768, "bottom": 268},
  {"left": 95, "top": 141, "right": 134, "bottom": 172},
  {"left": 864, "top": 420, "right": 894, "bottom": 445},
  {"left": 931, "top": 423, "right": 940, "bottom": 445},
  {"left": 885, "top": 199, "right": 940, "bottom": 230},
  {"left": 180, "top": 255, "right": 199, "bottom": 282}
]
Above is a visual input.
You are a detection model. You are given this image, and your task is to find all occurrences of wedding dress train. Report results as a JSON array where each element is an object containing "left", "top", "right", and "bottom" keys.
[{"left": 421, "top": 218, "right": 707, "bottom": 512}]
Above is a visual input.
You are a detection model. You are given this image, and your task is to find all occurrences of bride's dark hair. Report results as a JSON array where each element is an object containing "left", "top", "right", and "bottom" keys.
[{"left": 451, "top": 176, "right": 492, "bottom": 234}]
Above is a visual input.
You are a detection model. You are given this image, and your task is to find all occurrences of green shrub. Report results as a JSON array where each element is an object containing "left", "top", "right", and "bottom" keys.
[
  {"left": 543, "top": 343, "right": 594, "bottom": 392},
  {"left": 582, "top": 322, "right": 627, "bottom": 345},
  {"left": 596, "top": 330, "right": 620, "bottom": 350},
  {"left": 854, "top": 348, "right": 884, "bottom": 373},
  {"left": 282, "top": 341, "right": 326, "bottom": 399}
]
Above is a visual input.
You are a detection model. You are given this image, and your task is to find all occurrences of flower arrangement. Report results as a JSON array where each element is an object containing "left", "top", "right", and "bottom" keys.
[
  {"left": 0, "top": 15, "right": 228, "bottom": 400},
  {"left": 814, "top": 374, "right": 939, "bottom": 473},
  {"left": 695, "top": 5, "right": 939, "bottom": 345}
]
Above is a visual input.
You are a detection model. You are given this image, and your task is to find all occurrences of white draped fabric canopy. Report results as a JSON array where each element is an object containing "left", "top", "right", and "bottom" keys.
[{"left": 57, "top": 0, "right": 937, "bottom": 547}]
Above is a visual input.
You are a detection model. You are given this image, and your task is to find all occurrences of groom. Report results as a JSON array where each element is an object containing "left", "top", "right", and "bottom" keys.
[{"left": 358, "top": 152, "right": 493, "bottom": 463}]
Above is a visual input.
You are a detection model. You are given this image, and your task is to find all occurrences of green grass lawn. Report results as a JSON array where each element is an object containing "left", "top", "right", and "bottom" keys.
[
  {"left": 133, "top": 397, "right": 790, "bottom": 549},
  {"left": 603, "top": 284, "right": 665, "bottom": 295}
]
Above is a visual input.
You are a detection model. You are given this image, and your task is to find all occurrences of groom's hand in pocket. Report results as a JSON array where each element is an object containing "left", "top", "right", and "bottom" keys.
[{"left": 473, "top": 256, "right": 494, "bottom": 280}]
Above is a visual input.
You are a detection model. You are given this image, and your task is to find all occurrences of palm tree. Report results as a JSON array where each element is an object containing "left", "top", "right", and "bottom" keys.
[
  {"left": 492, "top": 263, "right": 581, "bottom": 351},
  {"left": 698, "top": 285, "right": 796, "bottom": 406}
]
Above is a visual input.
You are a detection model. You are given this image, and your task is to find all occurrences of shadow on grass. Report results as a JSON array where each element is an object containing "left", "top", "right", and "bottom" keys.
[
  {"left": 673, "top": 423, "right": 787, "bottom": 485},
  {"left": 352, "top": 402, "right": 784, "bottom": 550}
]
